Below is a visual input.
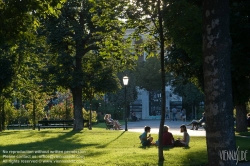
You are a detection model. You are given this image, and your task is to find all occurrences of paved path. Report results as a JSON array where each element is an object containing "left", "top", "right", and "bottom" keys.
[{"left": 125, "top": 119, "right": 206, "bottom": 136}]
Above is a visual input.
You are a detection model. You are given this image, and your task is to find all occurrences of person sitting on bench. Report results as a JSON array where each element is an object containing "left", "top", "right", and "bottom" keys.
[
  {"left": 188, "top": 112, "right": 205, "bottom": 130},
  {"left": 104, "top": 114, "right": 122, "bottom": 130},
  {"left": 131, "top": 112, "right": 138, "bottom": 121}
]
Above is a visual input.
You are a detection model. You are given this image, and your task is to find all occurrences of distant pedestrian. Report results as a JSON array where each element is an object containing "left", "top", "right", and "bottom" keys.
[
  {"left": 131, "top": 112, "right": 138, "bottom": 121},
  {"left": 172, "top": 108, "right": 177, "bottom": 121},
  {"left": 181, "top": 109, "right": 186, "bottom": 121},
  {"left": 165, "top": 107, "right": 169, "bottom": 119}
]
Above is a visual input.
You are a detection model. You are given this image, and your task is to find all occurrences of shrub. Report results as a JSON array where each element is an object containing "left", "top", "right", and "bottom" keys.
[
  {"left": 5, "top": 102, "right": 18, "bottom": 125},
  {"left": 83, "top": 108, "right": 97, "bottom": 123}
]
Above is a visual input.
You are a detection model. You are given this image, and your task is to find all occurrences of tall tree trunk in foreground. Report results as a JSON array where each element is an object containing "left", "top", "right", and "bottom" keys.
[
  {"left": 72, "top": 48, "right": 84, "bottom": 131},
  {"left": 158, "top": 0, "right": 166, "bottom": 162},
  {"left": 0, "top": 97, "right": 4, "bottom": 131},
  {"left": 72, "top": 86, "right": 83, "bottom": 131},
  {"left": 202, "top": 0, "right": 236, "bottom": 165},
  {"left": 235, "top": 104, "right": 248, "bottom": 132}
]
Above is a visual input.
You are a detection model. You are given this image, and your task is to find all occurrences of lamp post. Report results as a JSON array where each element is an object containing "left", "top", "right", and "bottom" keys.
[{"left": 123, "top": 76, "right": 129, "bottom": 131}]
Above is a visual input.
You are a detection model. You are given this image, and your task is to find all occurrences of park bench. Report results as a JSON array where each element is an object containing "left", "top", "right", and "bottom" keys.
[
  {"left": 200, "top": 122, "right": 206, "bottom": 130},
  {"left": 7, "top": 124, "right": 32, "bottom": 130},
  {"left": 38, "top": 119, "right": 90, "bottom": 131},
  {"left": 105, "top": 122, "right": 114, "bottom": 130},
  {"left": 195, "top": 122, "right": 206, "bottom": 130}
]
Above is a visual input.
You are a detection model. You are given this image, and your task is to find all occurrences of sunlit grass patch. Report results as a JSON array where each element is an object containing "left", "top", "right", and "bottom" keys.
[{"left": 0, "top": 124, "right": 249, "bottom": 166}]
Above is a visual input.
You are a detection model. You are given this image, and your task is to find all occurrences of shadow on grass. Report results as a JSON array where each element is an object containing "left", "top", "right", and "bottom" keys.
[
  {"left": 1, "top": 130, "right": 104, "bottom": 166},
  {"left": 163, "top": 146, "right": 174, "bottom": 151},
  {"left": 138, "top": 145, "right": 148, "bottom": 149},
  {"left": 182, "top": 148, "right": 208, "bottom": 165},
  {"left": 96, "top": 131, "right": 126, "bottom": 148},
  {"left": 156, "top": 147, "right": 207, "bottom": 166},
  {"left": 1, "top": 130, "right": 98, "bottom": 152},
  {"left": 1, "top": 130, "right": 121, "bottom": 166}
]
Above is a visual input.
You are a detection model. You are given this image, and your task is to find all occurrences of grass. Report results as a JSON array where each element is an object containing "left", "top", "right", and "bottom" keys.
[
  {"left": 235, "top": 127, "right": 250, "bottom": 137},
  {"left": 0, "top": 123, "right": 249, "bottom": 166}
]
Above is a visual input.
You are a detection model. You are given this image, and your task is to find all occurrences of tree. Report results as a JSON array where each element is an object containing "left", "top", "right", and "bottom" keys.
[
  {"left": 163, "top": 0, "right": 203, "bottom": 89},
  {"left": 173, "top": 81, "right": 204, "bottom": 118},
  {"left": 0, "top": 0, "right": 65, "bottom": 131},
  {"left": 12, "top": 32, "right": 53, "bottom": 130},
  {"left": 135, "top": 57, "right": 162, "bottom": 91},
  {"left": 230, "top": 1, "right": 250, "bottom": 132},
  {"left": 81, "top": 52, "right": 123, "bottom": 129},
  {"left": 0, "top": 0, "right": 64, "bottom": 46},
  {"left": 107, "top": 71, "right": 138, "bottom": 119},
  {"left": 202, "top": 0, "right": 236, "bottom": 165},
  {"left": 126, "top": 0, "right": 167, "bottom": 161},
  {"left": 163, "top": 0, "right": 250, "bottom": 132},
  {"left": 44, "top": 0, "right": 134, "bottom": 130}
]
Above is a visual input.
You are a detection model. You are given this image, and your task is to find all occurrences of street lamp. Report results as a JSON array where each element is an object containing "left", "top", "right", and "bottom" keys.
[{"left": 123, "top": 76, "right": 129, "bottom": 131}]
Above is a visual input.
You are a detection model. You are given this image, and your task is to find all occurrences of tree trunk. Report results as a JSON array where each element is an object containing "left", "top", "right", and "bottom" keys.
[
  {"left": 202, "top": 0, "right": 236, "bottom": 165},
  {"left": 72, "top": 42, "right": 84, "bottom": 131},
  {"left": 72, "top": 86, "right": 83, "bottom": 131},
  {"left": 2, "top": 98, "right": 5, "bottom": 131},
  {"left": 32, "top": 97, "right": 36, "bottom": 130},
  {"left": 158, "top": 0, "right": 166, "bottom": 162},
  {"left": 0, "top": 98, "right": 3, "bottom": 131},
  {"left": 65, "top": 96, "right": 71, "bottom": 120},
  {"left": 89, "top": 100, "right": 92, "bottom": 130},
  {"left": 194, "top": 105, "right": 197, "bottom": 119},
  {"left": 235, "top": 104, "right": 247, "bottom": 132}
]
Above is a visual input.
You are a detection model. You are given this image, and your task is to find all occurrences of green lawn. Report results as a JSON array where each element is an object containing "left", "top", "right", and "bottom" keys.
[
  {"left": 0, "top": 123, "right": 249, "bottom": 166},
  {"left": 235, "top": 127, "right": 250, "bottom": 137}
]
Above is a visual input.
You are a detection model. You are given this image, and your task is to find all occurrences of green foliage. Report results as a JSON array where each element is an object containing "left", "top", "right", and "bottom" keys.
[
  {"left": 230, "top": 1, "right": 250, "bottom": 105},
  {"left": 163, "top": 0, "right": 202, "bottom": 62},
  {"left": 125, "top": 0, "right": 170, "bottom": 57},
  {"left": 82, "top": 108, "right": 97, "bottom": 123},
  {"left": 81, "top": 52, "right": 122, "bottom": 102},
  {"left": 12, "top": 107, "right": 29, "bottom": 124},
  {"left": 163, "top": 0, "right": 204, "bottom": 89},
  {"left": 49, "top": 102, "right": 73, "bottom": 120},
  {"left": 173, "top": 82, "right": 204, "bottom": 106},
  {"left": 135, "top": 57, "right": 162, "bottom": 91},
  {"left": 4, "top": 102, "right": 17, "bottom": 125},
  {"left": 106, "top": 71, "right": 138, "bottom": 117},
  {"left": 163, "top": 0, "right": 250, "bottom": 107},
  {"left": 42, "top": 0, "right": 136, "bottom": 131},
  {"left": 0, "top": 0, "right": 65, "bottom": 46},
  {"left": 24, "top": 91, "right": 49, "bottom": 125}
]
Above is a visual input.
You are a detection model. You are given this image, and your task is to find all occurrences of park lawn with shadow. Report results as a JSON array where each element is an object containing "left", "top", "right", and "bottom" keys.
[
  {"left": 235, "top": 127, "right": 250, "bottom": 137},
  {"left": 0, "top": 124, "right": 249, "bottom": 166}
]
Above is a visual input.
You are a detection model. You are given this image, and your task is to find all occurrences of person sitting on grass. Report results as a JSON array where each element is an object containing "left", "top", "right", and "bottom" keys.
[
  {"left": 156, "top": 125, "right": 175, "bottom": 147},
  {"left": 139, "top": 126, "right": 155, "bottom": 146},
  {"left": 188, "top": 112, "right": 205, "bottom": 130},
  {"left": 174, "top": 125, "right": 190, "bottom": 147}
]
